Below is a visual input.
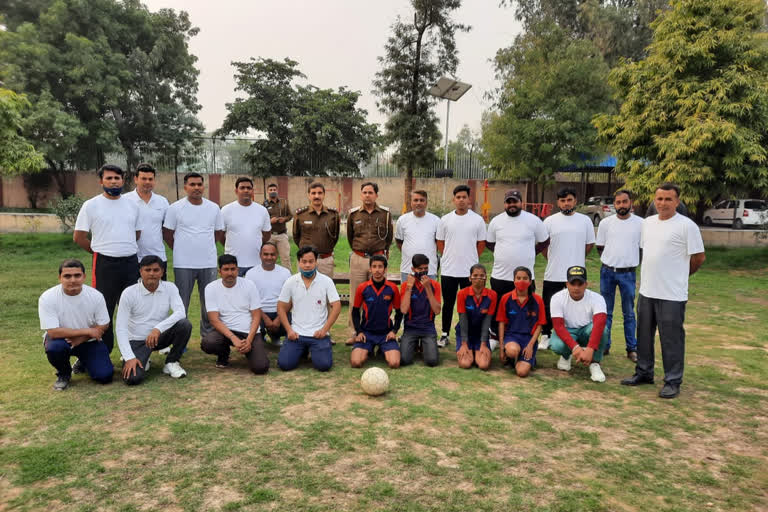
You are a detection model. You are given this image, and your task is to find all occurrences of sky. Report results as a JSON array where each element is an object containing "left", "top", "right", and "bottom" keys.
[{"left": 141, "top": 0, "right": 522, "bottom": 144}]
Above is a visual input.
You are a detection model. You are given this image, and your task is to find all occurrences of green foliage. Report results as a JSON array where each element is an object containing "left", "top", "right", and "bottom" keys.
[
  {"left": 0, "top": 88, "right": 45, "bottom": 175},
  {"left": 594, "top": 0, "right": 768, "bottom": 206},
  {"left": 50, "top": 194, "right": 85, "bottom": 232},
  {"left": 218, "top": 58, "right": 379, "bottom": 177}
]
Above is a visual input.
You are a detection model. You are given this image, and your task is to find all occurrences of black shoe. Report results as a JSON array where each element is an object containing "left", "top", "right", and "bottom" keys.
[
  {"left": 53, "top": 375, "right": 70, "bottom": 391},
  {"left": 603, "top": 348, "right": 610, "bottom": 356},
  {"left": 627, "top": 351, "right": 638, "bottom": 363},
  {"left": 72, "top": 359, "right": 85, "bottom": 374},
  {"left": 621, "top": 374, "right": 654, "bottom": 386},
  {"left": 659, "top": 383, "right": 680, "bottom": 399},
  {"left": 215, "top": 358, "right": 230, "bottom": 369}
]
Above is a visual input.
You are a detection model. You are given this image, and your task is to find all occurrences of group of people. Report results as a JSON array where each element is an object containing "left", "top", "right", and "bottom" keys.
[{"left": 38, "top": 164, "right": 705, "bottom": 400}]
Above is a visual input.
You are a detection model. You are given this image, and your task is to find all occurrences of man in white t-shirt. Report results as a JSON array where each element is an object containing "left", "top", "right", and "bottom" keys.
[
  {"left": 541, "top": 187, "right": 595, "bottom": 347},
  {"left": 38, "top": 259, "right": 113, "bottom": 391},
  {"left": 596, "top": 189, "right": 643, "bottom": 362},
  {"left": 277, "top": 246, "right": 341, "bottom": 372},
  {"left": 123, "top": 163, "right": 170, "bottom": 279},
  {"left": 436, "top": 184, "right": 487, "bottom": 347},
  {"left": 245, "top": 242, "right": 292, "bottom": 345},
  {"left": 221, "top": 177, "right": 272, "bottom": 276},
  {"left": 548, "top": 266, "right": 609, "bottom": 383},
  {"left": 116, "top": 255, "right": 192, "bottom": 385},
  {"left": 486, "top": 189, "right": 549, "bottom": 342},
  {"left": 622, "top": 183, "right": 705, "bottom": 399},
  {"left": 73, "top": 164, "right": 141, "bottom": 355},
  {"left": 201, "top": 254, "right": 269, "bottom": 374},
  {"left": 163, "top": 172, "right": 225, "bottom": 337},
  {"left": 395, "top": 190, "right": 439, "bottom": 283}
]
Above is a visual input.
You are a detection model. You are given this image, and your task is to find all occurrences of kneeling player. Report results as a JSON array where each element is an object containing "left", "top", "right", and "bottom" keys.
[
  {"left": 350, "top": 255, "right": 402, "bottom": 369},
  {"left": 400, "top": 254, "right": 442, "bottom": 367},
  {"left": 498, "top": 266, "right": 545, "bottom": 377},
  {"left": 455, "top": 264, "right": 497, "bottom": 370}
]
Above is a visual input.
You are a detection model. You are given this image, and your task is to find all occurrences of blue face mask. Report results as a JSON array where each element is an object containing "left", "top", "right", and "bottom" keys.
[
  {"left": 300, "top": 268, "right": 316, "bottom": 278},
  {"left": 103, "top": 186, "right": 123, "bottom": 197}
]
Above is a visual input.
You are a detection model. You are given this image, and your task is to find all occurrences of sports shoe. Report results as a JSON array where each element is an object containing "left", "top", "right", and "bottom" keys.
[
  {"left": 72, "top": 359, "right": 85, "bottom": 374},
  {"left": 215, "top": 358, "right": 230, "bottom": 369},
  {"left": 144, "top": 360, "right": 151, "bottom": 372},
  {"left": 437, "top": 333, "right": 449, "bottom": 348},
  {"left": 488, "top": 338, "right": 499, "bottom": 352},
  {"left": 158, "top": 346, "right": 171, "bottom": 355},
  {"left": 557, "top": 355, "right": 572, "bottom": 371},
  {"left": 163, "top": 362, "right": 187, "bottom": 379},
  {"left": 539, "top": 335, "right": 550, "bottom": 350},
  {"left": 53, "top": 375, "right": 70, "bottom": 391},
  {"left": 589, "top": 363, "right": 606, "bottom": 383}
]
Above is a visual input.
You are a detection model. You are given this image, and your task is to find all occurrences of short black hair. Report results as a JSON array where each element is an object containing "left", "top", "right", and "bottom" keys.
[
  {"left": 235, "top": 176, "right": 253, "bottom": 188},
  {"left": 453, "top": 184, "right": 470, "bottom": 197},
  {"left": 469, "top": 263, "right": 486, "bottom": 275},
  {"left": 614, "top": 189, "right": 633, "bottom": 200},
  {"left": 361, "top": 181, "right": 378, "bottom": 193},
  {"left": 412, "top": 190, "right": 428, "bottom": 199},
  {"left": 135, "top": 163, "right": 156, "bottom": 175},
  {"left": 308, "top": 182, "right": 325, "bottom": 193},
  {"left": 513, "top": 266, "right": 532, "bottom": 280},
  {"left": 98, "top": 164, "right": 124, "bottom": 178},
  {"left": 297, "top": 246, "right": 318, "bottom": 261},
  {"left": 411, "top": 254, "right": 429, "bottom": 268},
  {"left": 139, "top": 255, "right": 163, "bottom": 268},
  {"left": 261, "top": 241, "right": 277, "bottom": 252},
  {"left": 556, "top": 187, "right": 577, "bottom": 199},
  {"left": 58, "top": 258, "right": 85, "bottom": 275},
  {"left": 267, "top": 183, "right": 278, "bottom": 189},
  {"left": 657, "top": 182, "right": 680, "bottom": 198},
  {"left": 370, "top": 254, "right": 388, "bottom": 268},
  {"left": 218, "top": 254, "right": 238, "bottom": 268},
  {"left": 183, "top": 172, "right": 204, "bottom": 184}
]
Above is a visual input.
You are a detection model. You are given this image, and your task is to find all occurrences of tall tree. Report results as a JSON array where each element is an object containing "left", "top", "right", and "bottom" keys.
[
  {"left": 0, "top": 88, "right": 45, "bottom": 175},
  {"left": 481, "top": 21, "right": 613, "bottom": 202},
  {"left": 373, "top": 0, "right": 469, "bottom": 207},
  {"left": 594, "top": 0, "right": 768, "bottom": 208}
]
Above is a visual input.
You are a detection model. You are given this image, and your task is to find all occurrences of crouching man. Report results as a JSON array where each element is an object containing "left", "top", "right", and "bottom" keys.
[
  {"left": 548, "top": 266, "right": 609, "bottom": 383},
  {"left": 117, "top": 255, "right": 192, "bottom": 385}
]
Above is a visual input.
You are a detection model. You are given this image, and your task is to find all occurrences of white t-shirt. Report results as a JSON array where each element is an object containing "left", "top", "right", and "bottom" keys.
[
  {"left": 74, "top": 194, "right": 140, "bottom": 257},
  {"left": 395, "top": 211, "right": 440, "bottom": 275},
  {"left": 640, "top": 213, "right": 705, "bottom": 301},
  {"left": 164, "top": 197, "right": 224, "bottom": 269},
  {"left": 436, "top": 210, "right": 487, "bottom": 278},
  {"left": 486, "top": 211, "right": 548, "bottom": 281},
  {"left": 244, "top": 265, "right": 292, "bottom": 313},
  {"left": 550, "top": 288, "right": 607, "bottom": 329},
  {"left": 278, "top": 273, "right": 340, "bottom": 336},
  {"left": 543, "top": 212, "right": 596, "bottom": 282},
  {"left": 221, "top": 201, "right": 272, "bottom": 268},
  {"left": 123, "top": 190, "right": 169, "bottom": 261},
  {"left": 38, "top": 284, "right": 109, "bottom": 337},
  {"left": 204, "top": 278, "right": 262, "bottom": 333},
  {"left": 596, "top": 214, "right": 643, "bottom": 268}
]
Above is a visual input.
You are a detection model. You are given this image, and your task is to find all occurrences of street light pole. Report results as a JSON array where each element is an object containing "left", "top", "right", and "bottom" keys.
[{"left": 444, "top": 99, "right": 450, "bottom": 170}]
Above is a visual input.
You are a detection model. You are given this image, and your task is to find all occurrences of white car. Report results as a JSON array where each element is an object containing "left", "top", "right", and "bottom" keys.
[{"left": 703, "top": 199, "right": 767, "bottom": 229}]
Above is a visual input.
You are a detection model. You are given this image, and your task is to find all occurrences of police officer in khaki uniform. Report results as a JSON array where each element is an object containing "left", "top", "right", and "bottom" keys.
[
  {"left": 346, "top": 181, "right": 393, "bottom": 344},
  {"left": 264, "top": 183, "right": 292, "bottom": 272},
  {"left": 293, "top": 182, "right": 340, "bottom": 277}
]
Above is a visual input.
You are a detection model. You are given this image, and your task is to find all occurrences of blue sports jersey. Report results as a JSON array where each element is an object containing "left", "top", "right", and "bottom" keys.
[
  {"left": 496, "top": 290, "right": 546, "bottom": 339},
  {"left": 354, "top": 280, "right": 400, "bottom": 334},
  {"left": 454, "top": 287, "right": 497, "bottom": 343},
  {"left": 401, "top": 279, "right": 442, "bottom": 335}
]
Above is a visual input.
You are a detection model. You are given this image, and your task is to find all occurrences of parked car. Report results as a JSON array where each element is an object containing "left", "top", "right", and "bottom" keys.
[
  {"left": 577, "top": 196, "right": 616, "bottom": 226},
  {"left": 702, "top": 199, "right": 767, "bottom": 229}
]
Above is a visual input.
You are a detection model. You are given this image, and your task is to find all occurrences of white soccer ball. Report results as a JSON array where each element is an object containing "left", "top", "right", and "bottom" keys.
[{"left": 360, "top": 367, "right": 389, "bottom": 396}]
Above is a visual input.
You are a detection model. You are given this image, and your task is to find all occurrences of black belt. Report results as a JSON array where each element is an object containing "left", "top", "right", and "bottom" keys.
[
  {"left": 602, "top": 264, "right": 636, "bottom": 273},
  {"left": 271, "top": 231, "right": 286, "bottom": 235}
]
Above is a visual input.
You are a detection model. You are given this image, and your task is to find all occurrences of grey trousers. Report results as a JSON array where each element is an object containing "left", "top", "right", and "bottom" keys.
[
  {"left": 636, "top": 294, "right": 687, "bottom": 386},
  {"left": 400, "top": 331, "right": 439, "bottom": 367},
  {"left": 174, "top": 267, "right": 218, "bottom": 337},
  {"left": 123, "top": 318, "right": 192, "bottom": 385}
]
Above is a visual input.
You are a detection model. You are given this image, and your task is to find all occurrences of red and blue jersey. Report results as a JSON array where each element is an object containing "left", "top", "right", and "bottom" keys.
[
  {"left": 455, "top": 287, "right": 497, "bottom": 341},
  {"left": 400, "top": 279, "right": 442, "bottom": 335},
  {"left": 354, "top": 280, "right": 401, "bottom": 334},
  {"left": 496, "top": 290, "right": 545, "bottom": 339}
]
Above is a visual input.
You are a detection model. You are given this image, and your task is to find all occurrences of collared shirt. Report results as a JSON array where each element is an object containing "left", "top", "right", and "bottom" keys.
[
  {"left": 353, "top": 280, "right": 401, "bottom": 333},
  {"left": 400, "top": 279, "right": 442, "bottom": 335},
  {"left": 456, "top": 287, "right": 498, "bottom": 332},
  {"left": 293, "top": 205, "right": 340, "bottom": 254},
  {"left": 496, "top": 290, "right": 546, "bottom": 337},
  {"left": 264, "top": 197, "right": 291, "bottom": 234},
  {"left": 278, "top": 273, "right": 340, "bottom": 336},
  {"left": 347, "top": 203, "right": 393, "bottom": 254},
  {"left": 123, "top": 190, "right": 169, "bottom": 261},
  {"left": 116, "top": 280, "right": 186, "bottom": 360}
]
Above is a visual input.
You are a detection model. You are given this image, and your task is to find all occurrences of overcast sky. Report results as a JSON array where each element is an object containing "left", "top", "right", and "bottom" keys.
[{"left": 141, "top": 0, "right": 522, "bottom": 143}]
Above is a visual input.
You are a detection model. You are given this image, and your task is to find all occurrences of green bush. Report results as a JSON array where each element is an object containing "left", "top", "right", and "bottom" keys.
[{"left": 50, "top": 195, "right": 85, "bottom": 232}]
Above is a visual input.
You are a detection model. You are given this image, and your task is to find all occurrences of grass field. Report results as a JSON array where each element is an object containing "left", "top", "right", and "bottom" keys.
[{"left": 1, "top": 234, "right": 767, "bottom": 512}]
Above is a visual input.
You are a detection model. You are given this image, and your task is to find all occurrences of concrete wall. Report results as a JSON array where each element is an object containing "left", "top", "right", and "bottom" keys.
[{"left": 701, "top": 228, "right": 768, "bottom": 248}]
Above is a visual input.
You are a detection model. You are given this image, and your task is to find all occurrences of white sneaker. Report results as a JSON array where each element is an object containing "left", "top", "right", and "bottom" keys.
[
  {"left": 144, "top": 360, "right": 151, "bottom": 372},
  {"left": 163, "top": 362, "right": 187, "bottom": 379},
  {"left": 489, "top": 338, "right": 499, "bottom": 352},
  {"left": 437, "top": 333, "right": 449, "bottom": 348},
  {"left": 557, "top": 355, "right": 572, "bottom": 371},
  {"left": 589, "top": 363, "right": 606, "bottom": 383},
  {"left": 158, "top": 346, "right": 171, "bottom": 355},
  {"left": 539, "top": 334, "right": 550, "bottom": 350}
]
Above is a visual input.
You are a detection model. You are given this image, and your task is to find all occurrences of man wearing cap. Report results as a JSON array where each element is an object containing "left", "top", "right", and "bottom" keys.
[
  {"left": 264, "top": 182, "right": 293, "bottom": 271},
  {"left": 548, "top": 266, "right": 609, "bottom": 383},
  {"left": 486, "top": 189, "right": 549, "bottom": 344},
  {"left": 346, "top": 182, "right": 393, "bottom": 344},
  {"left": 293, "top": 182, "right": 340, "bottom": 277}
]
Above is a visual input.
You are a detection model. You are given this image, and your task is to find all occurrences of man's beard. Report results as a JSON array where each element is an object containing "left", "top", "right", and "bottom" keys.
[
  {"left": 505, "top": 207, "right": 521, "bottom": 217},
  {"left": 617, "top": 207, "right": 630, "bottom": 216}
]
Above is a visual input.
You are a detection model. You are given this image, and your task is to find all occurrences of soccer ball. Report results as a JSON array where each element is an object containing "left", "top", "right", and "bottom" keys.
[{"left": 360, "top": 367, "right": 389, "bottom": 396}]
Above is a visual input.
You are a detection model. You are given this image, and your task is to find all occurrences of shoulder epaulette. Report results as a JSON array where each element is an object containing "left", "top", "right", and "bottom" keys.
[
  {"left": 379, "top": 205, "right": 390, "bottom": 211},
  {"left": 295, "top": 206, "right": 309, "bottom": 214},
  {"left": 349, "top": 206, "right": 361, "bottom": 213},
  {"left": 327, "top": 207, "right": 338, "bottom": 213}
]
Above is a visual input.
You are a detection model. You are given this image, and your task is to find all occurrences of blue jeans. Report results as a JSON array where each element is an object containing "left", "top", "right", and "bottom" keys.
[
  {"left": 549, "top": 323, "right": 609, "bottom": 363},
  {"left": 44, "top": 337, "right": 114, "bottom": 383},
  {"left": 599, "top": 266, "right": 637, "bottom": 352},
  {"left": 277, "top": 335, "right": 333, "bottom": 372}
]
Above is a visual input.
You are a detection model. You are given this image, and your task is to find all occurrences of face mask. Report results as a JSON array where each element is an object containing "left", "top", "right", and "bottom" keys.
[
  {"left": 514, "top": 281, "right": 530, "bottom": 292},
  {"left": 269, "top": 192, "right": 278, "bottom": 198},
  {"left": 103, "top": 186, "right": 123, "bottom": 197},
  {"left": 617, "top": 207, "right": 630, "bottom": 216},
  {"left": 505, "top": 206, "right": 521, "bottom": 217},
  {"left": 414, "top": 271, "right": 427, "bottom": 279},
  {"left": 561, "top": 207, "right": 574, "bottom": 215},
  {"left": 300, "top": 268, "right": 316, "bottom": 278}
]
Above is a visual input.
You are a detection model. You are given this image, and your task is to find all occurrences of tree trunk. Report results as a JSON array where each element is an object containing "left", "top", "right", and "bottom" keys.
[{"left": 404, "top": 166, "right": 414, "bottom": 213}]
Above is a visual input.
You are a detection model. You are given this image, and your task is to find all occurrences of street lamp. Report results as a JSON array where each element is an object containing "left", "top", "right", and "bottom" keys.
[{"left": 429, "top": 77, "right": 472, "bottom": 170}]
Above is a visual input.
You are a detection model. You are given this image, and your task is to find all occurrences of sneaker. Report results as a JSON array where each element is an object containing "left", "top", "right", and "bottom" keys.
[
  {"left": 72, "top": 359, "right": 85, "bottom": 374},
  {"left": 158, "top": 346, "right": 171, "bottom": 355},
  {"left": 215, "top": 358, "right": 230, "bottom": 369},
  {"left": 589, "top": 363, "right": 606, "bottom": 383},
  {"left": 437, "top": 333, "right": 449, "bottom": 348},
  {"left": 163, "top": 362, "right": 187, "bottom": 379},
  {"left": 557, "top": 355, "right": 572, "bottom": 371},
  {"left": 144, "top": 360, "right": 151, "bottom": 372},
  {"left": 53, "top": 375, "right": 70, "bottom": 391},
  {"left": 489, "top": 338, "right": 499, "bottom": 352},
  {"left": 539, "top": 335, "right": 550, "bottom": 350}
]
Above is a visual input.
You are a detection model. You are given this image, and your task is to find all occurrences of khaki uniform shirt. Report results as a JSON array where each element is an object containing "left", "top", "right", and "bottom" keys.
[
  {"left": 293, "top": 205, "right": 340, "bottom": 255},
  {"left": 346, "top": 204, "right": 393, "bottom": 254},
  {"left": 264, "top": 197, "right": 291, "bottom": 234}
]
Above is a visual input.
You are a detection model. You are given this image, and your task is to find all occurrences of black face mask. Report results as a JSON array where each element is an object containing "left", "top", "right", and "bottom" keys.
[
  {"left": 617, "top": 207, "right": 630, "bottom": 216},
  {"left": 561, "top": 207, "right": 575, "bottom": 215},
  {"left": 505, "top": 206, "right": 521, "bottom": 217},
  {"left": 414, "top": 270, "right": 427, "bottom": 279},
  {"left": 103, "top": 186, "right": 123, "bottom": 197},
  {"left": 269, "top": 192, "right": 278, "bottom": 198}
]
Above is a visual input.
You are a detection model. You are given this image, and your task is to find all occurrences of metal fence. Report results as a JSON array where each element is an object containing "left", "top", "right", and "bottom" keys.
[{"left": 361, "top": 150, "right": 491, "bottom": 179}]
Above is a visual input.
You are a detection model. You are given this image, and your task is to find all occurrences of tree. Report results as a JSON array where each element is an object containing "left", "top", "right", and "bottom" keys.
[
  {"left": 373, "top": 0, "right": 469, "bottom": 207},
  {"left": 481, "top": 21, "right": 613, "bottom": 202},
  {"left": 0, "top": 88, "right": 45, "bottom": 176},
  {"left": 218, "top": 58, "right": 379, "bottom": 178},
  {"left": 594, "top": 0, "right": 768, "bottom": 208}
]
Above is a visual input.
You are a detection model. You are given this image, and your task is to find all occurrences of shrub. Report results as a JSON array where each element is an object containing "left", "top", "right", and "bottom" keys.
[{"left": 50, "top": 195, "right": 85, "bottom": 232}]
